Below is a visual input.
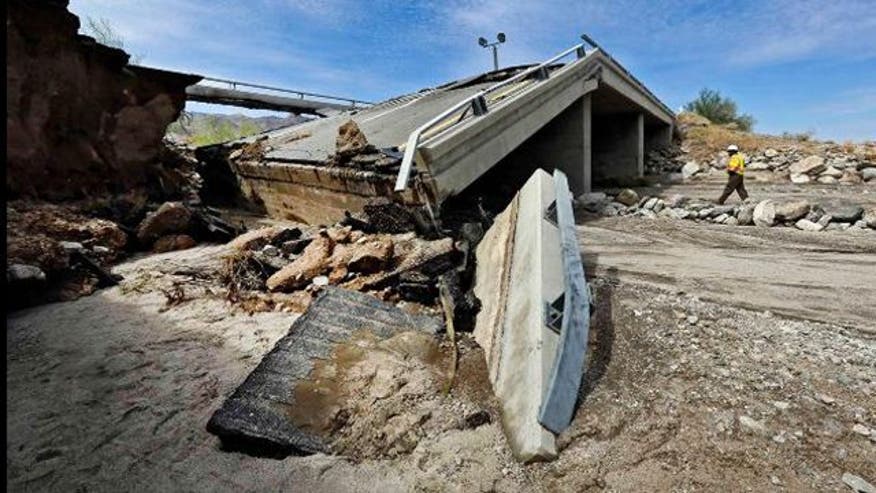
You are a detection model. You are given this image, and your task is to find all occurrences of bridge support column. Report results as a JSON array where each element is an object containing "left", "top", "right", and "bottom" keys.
[
  {"left": 508, "top": 95, "right": 592, "bottom": 195},
  {"left": 636, "top": 113, "right": 644, "bottom": 177},
  {"left": 583, "top": 94, "right": 592, "bottom": 193}
]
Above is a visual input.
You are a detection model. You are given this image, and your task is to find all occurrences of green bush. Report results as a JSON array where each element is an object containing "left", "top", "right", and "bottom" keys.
[
  {"left": 684, "top": 88, "right": 755, "bottom": 132},
  {"left": 186, "top": 115, "right": 263, "bottom": 147}
]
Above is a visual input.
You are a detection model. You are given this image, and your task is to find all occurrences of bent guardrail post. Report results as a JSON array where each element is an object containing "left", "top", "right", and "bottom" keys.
[{"left": 538, "top": 169, "right": 591, "bottom": 434}]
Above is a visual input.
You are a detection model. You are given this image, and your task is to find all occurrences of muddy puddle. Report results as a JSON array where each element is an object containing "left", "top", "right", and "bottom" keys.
[{"left": 287, "top": 330, "right": 495, "bottom": 459}]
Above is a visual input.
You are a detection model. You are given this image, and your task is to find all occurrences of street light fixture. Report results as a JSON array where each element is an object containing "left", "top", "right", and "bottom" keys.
[{"left": 478, "top": 32, "right": 506, "bottom": 71}]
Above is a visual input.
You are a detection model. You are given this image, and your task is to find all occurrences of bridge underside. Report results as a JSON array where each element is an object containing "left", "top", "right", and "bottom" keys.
[
  {"left": 418, "top": 53, "right": 675, "bottom": 200},
  {"left": 485, "top": 83, "right": 673, "bottom": 196}
]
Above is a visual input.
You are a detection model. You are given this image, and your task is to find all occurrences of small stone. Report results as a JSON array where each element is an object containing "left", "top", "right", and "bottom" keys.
[
  {"left": 312, "top": 275, "right": 329, "bottom": 286},
  {"left": 795, "top": 219, "right": 824, "bottom": 232},
  {"left": 60, "top": 241, "right": 85, "bottom": 252},
  {"left": 687, "top": 315, "right": 699, "bottom": 325},
  {"left": 771, "top": 475, "right": 782, "bottom": 486},
  {"left": 7, "top": 264, "right": 47, "bottom": 283},
  {"left": 817, "top": 393, "right": 836, "bottom": 405},
  {"left": 790, "top": 173, "right": 811, "bottom": 184},
  {"left": 818, "top": 214, "right": 833, "bottom": 228},
  {"left": 842, "top": 473, "right": 876, "bottom": 493},
  {"left": 262, "top": 245, "right": 280, "bottom": 257},
  {"left": 773, "top": 401, "right": 790, "bottom": 411},
  {"left": 92, "top": 245, "right": 111, "bottom": 254},
  {"left": 852, "top": 424, "right": 871, "bottom": 436},
  {"left": 739, "top": 415, "right": 768, "bottom": 435},
  {"left": 153, "top": 234, "right": 197, "bottom": 253}
]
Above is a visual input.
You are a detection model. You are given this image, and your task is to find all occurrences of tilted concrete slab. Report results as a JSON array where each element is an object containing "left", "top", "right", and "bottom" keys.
[
  {"left": 474, "top": 169, "right": 561, "bottom": 462},
  {"left": 474, "top": 168, "right": 591, "bottom": 461},
  {"left": 416, "top": 49, "right": 674, "bottom": 200}
]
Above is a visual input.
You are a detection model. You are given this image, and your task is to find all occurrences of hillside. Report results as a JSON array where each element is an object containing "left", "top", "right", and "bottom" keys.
[{"left": 165, "top": 112, "right": 310, "bottom": 147}]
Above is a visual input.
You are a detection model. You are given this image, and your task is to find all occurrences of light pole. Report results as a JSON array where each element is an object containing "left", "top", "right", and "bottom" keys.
[{"left": 478, "top": 32, "right": 506, "bottom": 71}]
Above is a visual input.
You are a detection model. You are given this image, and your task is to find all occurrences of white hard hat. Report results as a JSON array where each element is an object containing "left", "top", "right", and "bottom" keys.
[{"left": 727, "top": 144, "right": 739, "bottom": 151}]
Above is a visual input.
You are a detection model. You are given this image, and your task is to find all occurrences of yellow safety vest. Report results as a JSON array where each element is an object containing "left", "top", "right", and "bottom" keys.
[{"left": 728, "top": 154, "right": 745, "bottom": 175}]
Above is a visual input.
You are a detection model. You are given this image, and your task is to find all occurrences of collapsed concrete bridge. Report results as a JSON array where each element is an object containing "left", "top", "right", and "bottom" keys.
[{"left": 211, "top": 36, "right": 675, "bottom": 224}]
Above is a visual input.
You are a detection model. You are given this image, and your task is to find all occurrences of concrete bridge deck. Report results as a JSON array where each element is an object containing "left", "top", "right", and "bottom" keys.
[{"left": 223, "top": 43, "right": 675, "bottom": 223}]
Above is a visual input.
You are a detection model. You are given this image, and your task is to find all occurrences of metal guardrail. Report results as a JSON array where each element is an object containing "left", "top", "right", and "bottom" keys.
[
  {"left": 393, "top": 36, "right": 597, "bottom": 192},
  {"left": 199, "top": 76, "right": 373, "bottom": 108},
  {"left": 538, "top": 169, "right": 591, "bottom": 434}
]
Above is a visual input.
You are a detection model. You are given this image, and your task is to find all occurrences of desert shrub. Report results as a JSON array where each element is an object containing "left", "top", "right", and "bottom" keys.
[{"left": 684, "top": 88, "right": 755, "bottom": 132}]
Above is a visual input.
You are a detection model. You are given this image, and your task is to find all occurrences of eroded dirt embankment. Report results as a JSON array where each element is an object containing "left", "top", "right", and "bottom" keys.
[{"left": 6, "top": 0, "right": 199, "bottom": 200}]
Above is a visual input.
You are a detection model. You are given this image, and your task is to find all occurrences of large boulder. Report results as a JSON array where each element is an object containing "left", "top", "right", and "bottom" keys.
[
  {"left": 137, "top": 202, "right": 191, "bottom": 243},
  {"left": 862, "top": 168, "right": 876, "bottom": 182},
  {"left": 774, "top": 200, "right": 810, "bottom": 222},
  {"left": 820, "top": 166, "right": 843, "bottom": 178},
  {"left": 615, "top": 189, "right": 639, "bottom": 206},
  {"left": 577, "top": 192, "right": 608, "bottom": 212},
  {"left": 681, "top": 161, "right": 702, "bottom": 179},
  {"left": 335, "top": 120, "right": 369, "bottom": 158},
  {"left": 822, "top": 204, "right": 864, "bottom": 223},
  {"left": 753, "top": 200, "right": 777, "bottom": 227},
  {"left": 789, "top": 155, "right": 826, "bottom": 176},
  {"left": 737, "top": 204, "right": 756, "bottom": 225},
  {"left": 267, "top": 235, "right": 334, "bottom": 292},
  {"left": 863, "top": 208, "right": 876, "bottom": 229}
]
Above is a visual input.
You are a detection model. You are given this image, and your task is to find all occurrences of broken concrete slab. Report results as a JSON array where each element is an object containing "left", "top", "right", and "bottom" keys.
[
  {"left": 473, "top": 168, "right": 591, "bottom": 463},
  {"left": 206, "top": 287, "right": 441, "bottom": 457}
]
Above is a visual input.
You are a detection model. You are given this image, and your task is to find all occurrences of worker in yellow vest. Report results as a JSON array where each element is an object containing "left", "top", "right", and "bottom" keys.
[{"left": 717, "top": 144, "right": 749, "bottom": 204}]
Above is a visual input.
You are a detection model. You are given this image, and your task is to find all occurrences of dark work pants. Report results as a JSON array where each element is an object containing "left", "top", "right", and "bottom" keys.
[{"left": 717, "top": 172, "right": 748, "bottom": 204}]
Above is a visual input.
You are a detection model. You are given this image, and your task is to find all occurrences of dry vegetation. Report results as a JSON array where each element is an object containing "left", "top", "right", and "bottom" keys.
[{"left": 677, "top": 111, "right": 876, "bottom": 163}]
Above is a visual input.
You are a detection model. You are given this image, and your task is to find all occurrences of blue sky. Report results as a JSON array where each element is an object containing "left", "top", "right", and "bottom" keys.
[{"left": 70, "top": 0, "right": 876, "bottom": 141}]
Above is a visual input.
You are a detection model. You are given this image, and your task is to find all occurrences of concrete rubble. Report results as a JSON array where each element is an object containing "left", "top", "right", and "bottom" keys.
[{"left": 206, "top": 287, "right": 442, "bottom": 457}]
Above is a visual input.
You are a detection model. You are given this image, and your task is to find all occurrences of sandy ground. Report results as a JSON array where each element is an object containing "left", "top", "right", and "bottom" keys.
[{"left": 6, "top": 183, "right": 876, "bottom": 492}]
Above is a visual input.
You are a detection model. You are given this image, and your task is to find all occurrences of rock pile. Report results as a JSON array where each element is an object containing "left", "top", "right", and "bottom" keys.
[
  {"left": 6, "top": 198, "right": 240, "bottom": 309},
  {"left": 222, "top": 216, "right": 483, "bottom": 327},
  {"left": 579, "top": 189, "right": 876, "bottom": 232},
  {"left": 645, "top": 145, "right": 686, "bottom": 175},
  {"left": 683, "top": 146, "right": 875, "bottom": 185}
]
